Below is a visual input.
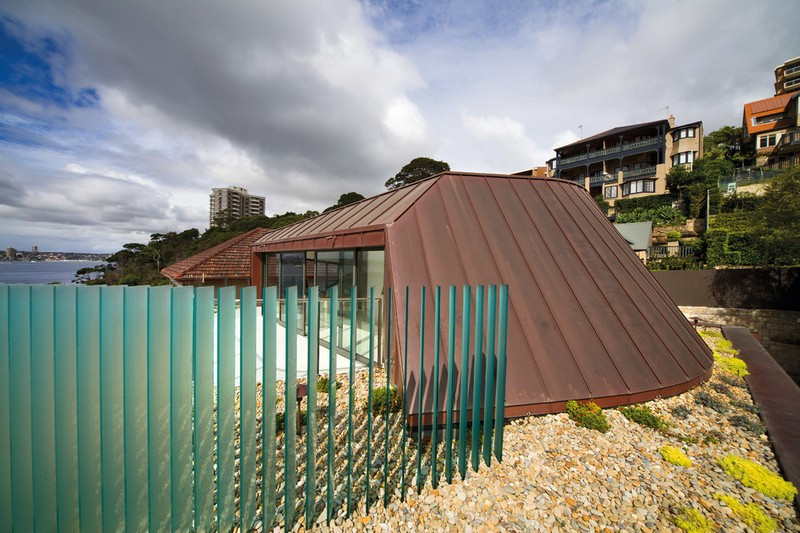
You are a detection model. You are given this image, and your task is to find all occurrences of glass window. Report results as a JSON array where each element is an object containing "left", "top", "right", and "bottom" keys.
[
  {"left": 356, "top": 250, "right": 384, "bottom": 299},
  {"left": 604, "top": 185, "right": 618, "bottom": 199},
  {"left": 314, "top": 250, "right": 355, "bottom": 298},
  {"left": 279, "top": 252, "right": 305, "bottom": 296}
]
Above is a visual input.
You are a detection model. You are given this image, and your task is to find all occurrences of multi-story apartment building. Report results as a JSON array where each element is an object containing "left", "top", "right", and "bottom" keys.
[
  {"left": 774, "top": 56, "right": 800, "bottom": 96},
  {"left": 546, "top": 116, "right": 703, "bottom": 207},
  {"left": 742, "top": 91, "right": 800, "bottom": 168},
  {"left": 209, "top": 186, "right": 266, "bottom": 226}
]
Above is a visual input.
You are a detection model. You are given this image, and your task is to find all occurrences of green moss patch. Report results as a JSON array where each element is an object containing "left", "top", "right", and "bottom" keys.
[
  {"left": 713, "top": 493, "right": 778, "bottom": 533},
  {"left": 670, "top": 507, "right": 715, "bottom": 533},
  {"left": 565, "top": 400, "right": 610, "bottom": 433},
  {"left": 659, "top": 445, "right": 692, "bottom": 467},
  {"left": 713, "top": 353, "right": 750, "bottom": 377},
  {"left": 717, "top": 456, "right": 798, "bottom": 501}
]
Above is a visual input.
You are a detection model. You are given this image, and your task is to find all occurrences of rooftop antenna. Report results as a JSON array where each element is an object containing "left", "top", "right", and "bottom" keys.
[
  {"left": 578, "top": 125, "right": 583, "bottom": 139},
  {"left": 663, "top": 105, "right": 670, "bottom": 117}
]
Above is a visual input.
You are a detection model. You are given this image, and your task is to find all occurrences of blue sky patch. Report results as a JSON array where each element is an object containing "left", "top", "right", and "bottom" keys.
[{"left": 0, "top": 16, "right": 99, "bottom": 110}]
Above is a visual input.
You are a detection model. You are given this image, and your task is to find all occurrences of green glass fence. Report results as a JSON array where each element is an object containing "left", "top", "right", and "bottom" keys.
[{"left": 0, "top": 282, "right": 509, "bottom": 531}]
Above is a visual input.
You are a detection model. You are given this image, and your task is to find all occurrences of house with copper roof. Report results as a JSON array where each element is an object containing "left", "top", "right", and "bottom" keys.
[
  {"left": 250, "top": 172, "right": 712, "bottom": 419},
  {"left": 545, "top": 116, "right": 703, "bottom": 209},
  {"left": 161, "top": 227, "right": 271, "bottom": 292},
  {"left": 742, "top": 91, "right": 800, "bottom": 168}
]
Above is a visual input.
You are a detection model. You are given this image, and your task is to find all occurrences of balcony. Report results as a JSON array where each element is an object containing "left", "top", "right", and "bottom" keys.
[
  {"left": 622, "top": 166, "right": 657, "bottom": 180},
  {"left": 557, "top": 137, "right": 663, "bottom": 170},
  {"left": 588, "top": 173, "right": 618, "bottom": 186}
]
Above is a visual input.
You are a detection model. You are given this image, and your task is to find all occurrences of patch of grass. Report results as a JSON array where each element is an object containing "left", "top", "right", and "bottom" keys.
[
  {"left": 618, "top": 404, "right": 669, "bottom": 432},
  {"left": 659, "top": 445, "right": 692, "bottom": 467},
  {"left": 694, "top": 391, "right": 729, "bottom": 414},
  {"left": 714, "top": 353, "right": 750, "bottom": 377},
  {"left": 728, "top": 414, "right": 765, "bottom": 435},
  {"left": 368, "top": 386, "right": 402, "bottom": 417},
  {"left": 709, "top": 382, "right": 734, "bottom": 398},
  {"left": 713, "top": 493, "right": 778, "bottom": 533},
  {"left": 671, "top": 405, "right": 691, "bottom": 420},
  {"left": 717, "top": 456, "right": 798, "bottom": 501},
  {"left": 670, "top": 507, "right": 715, "bottom": 533},
  {"left": 565, "top": 400, "right": 610, "bottom": 433},
  {"left": 316, "top": 374, "right": 340, "bottom": 393}
]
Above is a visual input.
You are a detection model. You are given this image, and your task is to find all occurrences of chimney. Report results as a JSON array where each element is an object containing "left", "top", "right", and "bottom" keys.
[{"left": 668, "top": 114, "right": 675, "bottom": 128}]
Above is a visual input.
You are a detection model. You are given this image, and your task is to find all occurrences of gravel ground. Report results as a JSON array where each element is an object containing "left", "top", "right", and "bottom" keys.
[{"left": 252, "top": 330, "right": 799, "bottom": 532}]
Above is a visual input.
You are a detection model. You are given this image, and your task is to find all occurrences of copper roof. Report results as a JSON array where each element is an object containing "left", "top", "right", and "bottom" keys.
[
  {"left": 161, "top": 227, "right": 271, "bottom": 281},
  {"left": 254, "top": 172, "right": 713, "bottom": 416}
]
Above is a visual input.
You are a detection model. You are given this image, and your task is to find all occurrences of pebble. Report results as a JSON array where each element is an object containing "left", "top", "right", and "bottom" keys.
[{"left": 247, "top": 333, "right": 799, "bottom": 531}]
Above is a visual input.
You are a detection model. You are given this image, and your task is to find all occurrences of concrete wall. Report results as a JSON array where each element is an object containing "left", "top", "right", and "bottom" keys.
[{"left": 653, "top": 268, "right": 800, "bottom": 311}]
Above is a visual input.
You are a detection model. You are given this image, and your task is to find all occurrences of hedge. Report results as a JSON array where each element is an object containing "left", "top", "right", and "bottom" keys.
[{"left": 614, "top": 193, "right": 677, "bottom": 212}]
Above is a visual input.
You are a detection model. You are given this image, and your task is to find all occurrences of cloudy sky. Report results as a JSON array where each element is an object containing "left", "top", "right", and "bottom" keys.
[{"left": 1, "top": 1, "right": 797, "bottom": 253}]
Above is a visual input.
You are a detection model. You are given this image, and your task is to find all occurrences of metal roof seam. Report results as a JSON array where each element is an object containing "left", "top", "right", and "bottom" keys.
[
  {"left": 572, "top": 190, "right": 711, "bottom": 368},
  {"left": 547, "top": 183, "right": 667, "bottom": 387},
  {"left": 513, "top": 179, "right": 620, "bottom": 396},
  {"left": 462, "top": 176, "right": 570, "bottom": 400}
]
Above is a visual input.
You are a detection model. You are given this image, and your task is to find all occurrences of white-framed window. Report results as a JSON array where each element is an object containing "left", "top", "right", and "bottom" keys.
[
  {"left": 604, "top": 185, "right": 618, "bottom": 199},
  {"left": 758, "top": 134, "right": 777, "bottom": 148},
  {"left": 672, "top": 127, "right": 696, "bottom": 140},
  {"left": 786, "top": 64, "right": 800, "bottom": 76},
  {"left": 622, "top": 179, "right": 655, "bottom": 197},
  {"left": 786, "top": 78, "right": 800, "bottom": 90},
  {"left": 671, "top": 151, "right": 695, "bottom": 166}
]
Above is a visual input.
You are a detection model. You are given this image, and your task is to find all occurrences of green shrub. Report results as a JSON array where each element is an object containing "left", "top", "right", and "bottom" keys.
[
  {"left": 713, "top": 493, "right": 777, "bottom": 533},
  {"left": 316, "top": 374, "right": 340, "bottom": 393},
  {"left": 705, "top": 230, "right": 728, "bottom": 266},
  {"left": 614, "top": 193, "right": 677, "bottom": 212},
  {"left": 276, "top": 409, "right": 307, "bottom": 433},
  {"left": 728, "top": 414, "right": 765, "bottom": 435},
  {"left": 703, "top": 430, "right": 723, "bottom": 445},
  {"left": 565, "top": 400, "right": 610, "bottom": 433},
  {"left": 676, "top": 433, "right": 699, "bottom": 445},
  {"left": 647, "top": 256, "right": 701, "bottom": 271},
  {"left": 368, "top": 386, "right": 402, "bottom": 417},
  {"left": 719, "top": 374, "right": 747, "bottom": 389},
  {"left": 694, "top": 391, "right": 728, "bottom": 414},
  {"left": 718, "top": 456, "right": 798, "bottom": 500},
  {"left": 659, "top": 445, "right": 692, "bottom": 467},
  {"left": 618, "top": 404, "right": 668, "bottom": 431},
  {"left": 727, "top": 232, "right": 762, "bottom": 265},
  {"left": 670, "top": 506, "right": 715, "bottom": 532},
  {"left": 666, "top": 230, "right": 682, "bottom": 241},
  {"left": 720, "top": 192, "right": 763, "bottom": 213},
  {"left": 671, "top": 405, "right": 691, "bottom": 419}
]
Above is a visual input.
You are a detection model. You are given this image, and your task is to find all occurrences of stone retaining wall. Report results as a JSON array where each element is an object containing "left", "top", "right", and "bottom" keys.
[{"left": 680, "top": 305, "right": 800, "bottom": 384}]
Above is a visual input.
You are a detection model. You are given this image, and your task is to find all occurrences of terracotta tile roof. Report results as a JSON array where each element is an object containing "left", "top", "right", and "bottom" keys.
[
  {"left": 161, "top": 227, "right": 271, "bottom": 281},
  {"left": 743, "top": 91, "right": 798, "bottom": 135}
]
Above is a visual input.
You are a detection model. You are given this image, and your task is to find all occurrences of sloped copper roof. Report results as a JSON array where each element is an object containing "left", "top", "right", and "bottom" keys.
[
  {"left": 384, "top": 173, "right": 712, "bottom": 418},
  {"left": 253, "top": 172, "right": 712, "bottom": 417},
  {"left": 161, "top": 227, "right": 271, "bottom": 281},
  {"left": 252, "top": 178, "right": 438, "bottom": 251}
]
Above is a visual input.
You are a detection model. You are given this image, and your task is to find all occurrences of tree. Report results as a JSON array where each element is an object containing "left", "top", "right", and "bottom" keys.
[
  {"left": 703, "top": 125, "right": 755, "bottom": 166},
  {"left": 755, "top": 165, "right": 800, "bottom": 265},
  {"left": 324, "top": 192, "right": 365, "bottom": 212},
  {"left": 385, "top": 157, "right": 449, "bottom": 190}
]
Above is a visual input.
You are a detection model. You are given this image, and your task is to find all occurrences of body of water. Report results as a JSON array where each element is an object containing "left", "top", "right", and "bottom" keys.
[{"left": 0, "top": 261, "right": 105, "bottom": 285}]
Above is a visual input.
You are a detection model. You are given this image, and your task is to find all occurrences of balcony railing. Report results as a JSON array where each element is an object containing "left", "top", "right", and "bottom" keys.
[
  {"left": 622, "top": 166, "right": 657, "bottom": 179},
  {"left": 557, "top": 137, "right": 662, "bottom": 166},
  {"left": 647, "top": 245, "right": 694, "bottom": 259},
  {"left": 588, "top": 173, "right": 617, "bottom": 186}
]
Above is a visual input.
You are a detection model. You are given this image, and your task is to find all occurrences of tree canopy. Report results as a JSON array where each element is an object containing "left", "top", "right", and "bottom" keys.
[
  {"left": 385, "top": 157, "right": 450, "bottom": 190},
  {"left": 703, "top": 125, "right": 755, "bottom": 166},
  {"left": 324, "top": 191, "right": 365, "bottom": 212}
]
